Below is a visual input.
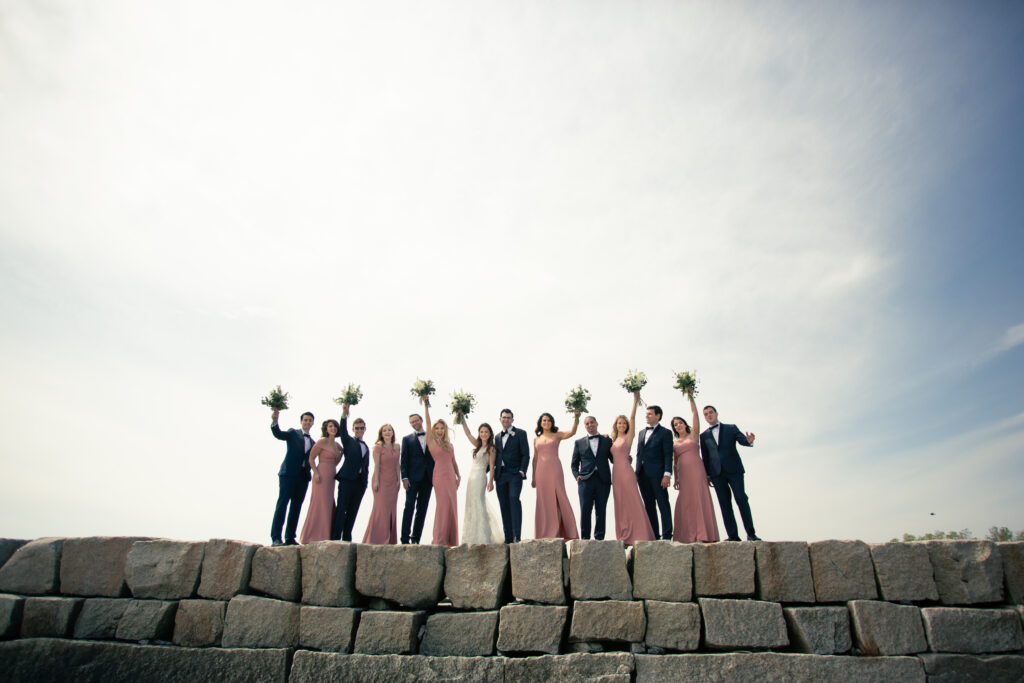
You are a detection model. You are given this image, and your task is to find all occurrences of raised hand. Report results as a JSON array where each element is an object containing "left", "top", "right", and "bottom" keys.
[
  {"left": 271, "top": 410, "right": 280, "bottom": 423},
  {"left": 746, "top": 432, "right": 756, "bottom": 444}
]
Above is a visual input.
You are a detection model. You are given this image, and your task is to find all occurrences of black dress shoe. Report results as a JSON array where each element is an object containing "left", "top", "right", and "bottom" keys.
[
  {"left": 747, "top": 535, "right": 762, "bottom": 541},
  {"left": 271, "top": 540, "right": 283, "bottom": 547},
  {"left": 726, "top": 536, "right": 741, "bottom": 542},
  {"left": 284, "top": 540, "right": 298, "bottom": 546}
]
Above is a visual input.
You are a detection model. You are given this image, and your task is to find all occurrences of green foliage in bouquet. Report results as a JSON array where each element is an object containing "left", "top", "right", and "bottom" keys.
[
  {"left": 410, "top": 378, "right": 437, "bottom": 405},
  {"left": 672, "top": 370, "right": 699, "bottom": 397},
  {"left": 333, "top": 383, "right": 363, "bottom": 406},
  {"left": 564, "top": 385, "right": 592, "bottom": 414},
  {"left": 260, "top": 385, "right": 290, "bottom": 411},
  {"left": 448, "top": 390, "right": 476, "bottom": 425},
  {"left": 620, "top": 369, "right": 648, "bottom": 405}
]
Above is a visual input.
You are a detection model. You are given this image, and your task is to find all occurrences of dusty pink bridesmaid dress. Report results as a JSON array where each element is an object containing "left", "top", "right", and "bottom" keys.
[
  {"left": 611, "top": 437, "right": 655, "bottom": 544},
  {"left": 533, "top": 438, "right": 579, "bottom": 541},
  {"left": 362, "top": 444, "right": 400, "bottom": 544},
  {"left": 672, "top": 438, "right": 720, "bottom": 543},
  {"left": 299, "top": 439, "right": 341, "bottom": 544},
  {"left": 430, "top": 441, "right": 459, "bottom": 546}
]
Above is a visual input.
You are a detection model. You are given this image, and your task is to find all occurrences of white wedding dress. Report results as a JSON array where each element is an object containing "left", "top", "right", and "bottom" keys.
[{"left": 462, "top": 446, "right": 505, "bottom": 544}]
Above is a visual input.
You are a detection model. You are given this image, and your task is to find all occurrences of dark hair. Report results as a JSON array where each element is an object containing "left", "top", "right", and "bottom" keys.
[
  {"left": 703, "top": 405, "right": 717, "bottom": 414},
  {"left": 477, "top": 422, "right": 496, "bottom": 456},
  {"left": 409, "top": 413, "right": 422, "bottom": 421},
  {"left": 535, "top": 412, "right": 557, "bottom": 436},
  {"left": 500, "top": 409, "right": 514, "bottom": 419},
  {"left": 321, "top": 419, "right": 340, "bottom": 437},
  {"left": 301, "top": 411, "right": 315, "bottom": 421},
  {"left": 671, "top": 416, "right": 691, "bottom": 436},
  {"left": 648, "top": 405, "right": 663, "bottom": 420},
  {"left": 353, "top": 418, "right": 366, "bottom": 427}
]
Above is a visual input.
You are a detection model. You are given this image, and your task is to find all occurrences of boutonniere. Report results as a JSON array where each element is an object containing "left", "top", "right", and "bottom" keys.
[{"left": 509, "top": 428, "right": 516, "bottom": 437}]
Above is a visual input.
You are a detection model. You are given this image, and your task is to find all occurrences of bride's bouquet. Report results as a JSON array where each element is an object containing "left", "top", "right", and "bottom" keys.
[
  {"left": 672, "top": 370, "right": 699, "bottom": 397},
  {"left": 260, "top": 385, "right": 290, "bottom": 411},
  {"left": 564, "top": 385, "right": 592, "bottom": 414},
  {"left": 333, "top": 383, "right": 363, "bottom": 406},
  {"left": 448, "top": 390, "right": 476, "bottom": 425},
  {"left": 410, "top": 378, "right": 436, "bottom": 406},
  {"left": 620, "top": 369, "right": 648, "bottom": 405}
]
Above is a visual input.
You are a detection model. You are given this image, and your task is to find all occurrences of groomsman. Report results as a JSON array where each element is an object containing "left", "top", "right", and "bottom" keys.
[
  {"left": 571, "top": 416, "right": 613, "bottom": 540},
  {"left": 332, "top": 404, "right": 370, "bottom": 542},
  {"left": 494, "top": 409, "right": 530, "bottom": 543},
  {"left": 400, "top": 412, "right": 434, "bottom": 544},
  {"left": 269, "top": 410, "right": 314, "bottom": 546},
  {"left": 700, "top": 405, "right": 760, "bottom": 541},
  {"left": 635, "top": 405, "right": 674, "bottom": 539}
]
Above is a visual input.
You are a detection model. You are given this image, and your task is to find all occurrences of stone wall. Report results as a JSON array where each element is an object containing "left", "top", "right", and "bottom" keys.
[{"left": 0, "top": 536, "right": 1022, "bottom": 681}]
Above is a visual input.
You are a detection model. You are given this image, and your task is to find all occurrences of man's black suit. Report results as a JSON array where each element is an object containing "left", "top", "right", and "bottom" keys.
[
  {"left": 400, "top": 431, "right": 433, "bottom": 544},
  {"left": 332, "top": 415, "right": 369, "bottom": 542},
  {"left": 494, "top": 426, "right": 530, "bottom": 543},
  {"left": 571, "top": 434, "right": 613, "bottom": 540},
  {"left": 634, "top": 423, "right": 674, "bottom": 539},
  {"left": 270, "top": 423, "right": 312, "bottom": 544},
  {"left": 700, "top": 422, "right": 756, "bottom": 540}
]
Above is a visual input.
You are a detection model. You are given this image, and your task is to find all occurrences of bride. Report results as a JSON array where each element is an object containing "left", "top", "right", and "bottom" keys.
[{"left": 457, "top": 416, "right": 505, "bottom": 544}]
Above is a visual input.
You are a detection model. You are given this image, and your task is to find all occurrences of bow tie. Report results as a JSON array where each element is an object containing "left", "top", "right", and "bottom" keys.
[
  {"left": 711, "top": 424, "right": 720, "bottom": 429},
  {"left": 501, "top": 431, "right": 509, "bottom": 437},
  {"left": 416, "top": 432, "right": 425, "bottom": 437},
  {"left": 588, "top": 435, "right": 599, "bottom": 440}
]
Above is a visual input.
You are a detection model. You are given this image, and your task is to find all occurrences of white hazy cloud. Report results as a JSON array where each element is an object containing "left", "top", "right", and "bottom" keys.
[{"left": 997, "top": 323, "right": 1024, "bottom": 354}]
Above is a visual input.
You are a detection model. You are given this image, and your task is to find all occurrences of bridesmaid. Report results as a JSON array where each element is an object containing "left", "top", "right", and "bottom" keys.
[
  {"left": 609, "top": 392, "right": 656, "bottom": 544},
  {"left": 362, "top": 424, "right": 402, "bottom": 544},
  {"left": 671, "top": 389, "right": 720, "bottom": 543},
  {"left": 299, "top": 419, "right": 342, "bottom": 544},
  {"left": 423, "top": 397, "right": 460, "bottom": 546},
  {"left": 531, "top": 410, "right": 580, "bottom": 541}
]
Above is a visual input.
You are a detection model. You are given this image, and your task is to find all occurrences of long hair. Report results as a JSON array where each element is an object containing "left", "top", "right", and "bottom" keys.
[
  {"left": 376, "top": 423, "right": 397, "bottom": 446},
  {"left": 476, "top": 422, "right": 496, "bottom": 458},
  {"left": 671, "top": 416, "right": 692, "bottom": 437},
  {"left": 430, "top": 419, "right": 452, "bottom": 448},
  {"left": 321, "top": 419, "right": 340, "bottom": 438},
  {"left": 535, "top": 412, "right": 557, "bottom": 436},
  {"left": 609, "top": 414, "right": 630, "bottom": 440}
]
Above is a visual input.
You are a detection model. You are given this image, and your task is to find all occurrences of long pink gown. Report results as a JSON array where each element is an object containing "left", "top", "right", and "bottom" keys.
[
  {"left": 533, "top": 438, "right": 579, "bottom": 541},
  {"left": 430, "top": 441, "right": 459, "bottom": 546},
  {"left": 362, "top": 444, "right": 401, "bottom": 544},
  {"left": 672, "top": 438, "right": 720, "bottom": 543},
  {"left": 611, "top": 437, "right": 655, "bottom": 544},
  {"left": 299, "top": 439, "right": 341, "bottom": 544}
]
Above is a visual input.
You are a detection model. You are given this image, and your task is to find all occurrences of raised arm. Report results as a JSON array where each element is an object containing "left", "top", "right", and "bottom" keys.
[
  {"left": 626, "top": 391, "right": 640, "bottom": 444},
  {"left": 557, "top": 410, "right": 581, "bottom": 440},
  {"left": 270, "top": 411, "right": 289, "bottom": 440},
  {"left": 738, "top": 426, "right": 756, "bottom": 447},
  {"left": 688, "top": 391, "right": 700, "bottom": 436},
  {"left": 423, "top": 399, "right": 434, "bottom": 445},
  {"left": 460, "top": 418, "right": 481, "bottom": 448}
]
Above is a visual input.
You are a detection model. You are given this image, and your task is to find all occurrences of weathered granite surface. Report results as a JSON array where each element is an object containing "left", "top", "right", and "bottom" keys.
[
  {"left": 869, "top": 542, "right": 938, "bottom": 602},
  {"left": 355, "top": 544, "right": 445, "bottom": 608},
  {"left": 125, "top": 540, "right": 205, "bottom": 600},
  {"left": 921, "top": 607, "right": 1024, "bottom": 654},
  {"left": 290, "top": 652, "right": 505, "bottom": 683},
  {"left": 20, "top": 597, "right": 82, "bottom": 638},
  {"left": 808, "top": 540, "right": 877, "bottom": 602},
  {"left": 926, "top": 540, "right": 1004, "bottom": 605},
  {"left": 643, "top": 600, "right": 700, "bottom": 652},
  {"left": 248, "top": 546, "right": 301, "bottom": 603},
  {"left": 444, "top": 544, "right": 509, "bottom": 610},
  {"left": 509, "top": 539, "right": 567, "bottom": 605},
  {"left": 496, "top": 603, "right": 568, "bottom": 654},
  {"left": 61, "top": 537, "right": 142, "bottom": 597},
  {"left": 569, "top": 540, "right": 632, "bottom": 601},
  {"left": 753, "top": 541, "right": 815, "bottom": 603},
  {"left": 699, "top": 598, "right": 788, "bottom": 650},
  {"left": 298, "top": 605, "right": 359, "bottom": 653},
  {"left": 300, "top": 542, "right": 357, "bottom": 607},
  {"left": 115, "top": 599, "right": 177, "bottom": 641},
  {"left": 783, "top": 606, "right": 851, "bottom": 654},
  {"left": 420, "top": 611, "right": 499, "bottom": 657},
  {"left": 569, "top": 600, "right": 645, "bottom": 643},
  {"left": 848, "top": 600, "right": 927, "bottom": 656},
  {"left": 631, "top": 541, "right": 693, "bottom": 602},
  {"left": 352, "top": 610, "right": 425, "bottom": 655},
  {"left": 198, "top": 539, "right": 256, "bottom": 601},
  {"left": 693, "top": 542, "right": 755, "bottom": 597},
  {"left": 0, "top": 538, "right": 63, "bottom": 595},
  {"left": 221, "top": 595, "right": 300, "bottom": 649},
  {"left": 634, "top": 653, "right": 925, "bottom": 682},
  {"left": 173, "top": 599, "right": 226, "bottom": 648}
]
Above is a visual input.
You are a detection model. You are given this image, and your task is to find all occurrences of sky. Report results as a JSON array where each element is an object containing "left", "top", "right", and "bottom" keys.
[{"left": 1, "top": 1, "right": 1022, "bottom": 546}]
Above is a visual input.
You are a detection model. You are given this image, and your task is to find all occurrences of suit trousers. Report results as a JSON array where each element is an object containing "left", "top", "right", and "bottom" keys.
[
  {"left": 332, "top": 479, "right": 367, "bottom": 542},
  {"left": 401, "top": 476, "right": 433, "bottom": 543},
  {"left": 577, "top": 476, "right": 610, "bottom": 540},
  {"left": 711, "top": 471, "right": 756, "bottom": 539},
  {"left": 637, "top": 466, "right": 673, "bottom": 539},
  {"left": 271, "top": 475, "right": 309, "bottom": 543},
  {"left": 495, "top": 475, "right": 524, "bottom": 543}
]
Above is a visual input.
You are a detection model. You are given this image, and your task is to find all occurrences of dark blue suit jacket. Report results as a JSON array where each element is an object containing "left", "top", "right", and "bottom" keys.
[
  {"left": 335, "top": 415, "right": 369, "bottom": 485},
  {"left": 271, "top": 424, "right": 312, "bottom": 480},
  {"left": 400, "top": 432, "right": 433, "bottom": 484},
  {"left": 495, "top": 427, "right": 530, "bottom": 482},
  {"left": 699, "top": 423, "right": 752, "bottom": 477},
  {"left": 635, "top": 423, "right": 673, "bottom": 482},
  {"left": 571, "top": 434, "right": 612, "bottom": 485}
]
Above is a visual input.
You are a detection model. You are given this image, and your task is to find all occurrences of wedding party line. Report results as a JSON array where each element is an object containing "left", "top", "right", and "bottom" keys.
[{"left": 264, "top": 373, "right": 761, "bottom": 549}]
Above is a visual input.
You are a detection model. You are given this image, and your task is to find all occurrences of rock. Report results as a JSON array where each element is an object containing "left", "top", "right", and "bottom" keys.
[
  {"left": 753, "top": 541, "right": 815, "bottom": 603},
  {"left": 782, "top": 606, "right": 851, "bottom": 654},
  {"left": 0, "top": 537, "right": 63, "bottom": 595},
  {"left": 926, "top": 540, "right": 1004, "bottom": 605},
  {"left": 643, "top": 600, "right": 700, "bottom": 651},
  {"left": 998, "top": 542, "right": 1024, "bottom": 604},
  {"left": 72, "top": 598, "right": 131, "bottom": 639},
  {"left": 300, "top": 542, "right": 357, "bottom": 607},
  {"left": 918, "top": 653, "right": 1024, "bottom": 682},
  {"left": 115, "top": 599, "right": 177, "bottom": 641},
  {"left": 197, "top": 539, "right": 257, "bottom": 601},
  {"left": 290, "top": 652, "right": 505, "bottom": 682},
  {"left": 693, "top": 542, "right": 755, "bottom": 597},
  {"left": 352, "top": 610, "right": 426, "bottom": 654},
  {"left": 569, "top": 600, "right": 645, "bottom": 643},
  {"left": 698, "top": 598, "right": 789, "bottom": 650},
  {"left": 0, "top": 539, "right": 29, "bottom": 571},
  {"left": 569, "top": 641, "right": 605, "bottom": 653},
  {"left": 355, "top": 544, "right": 445, "bottom": 609},
  {"left": 869, "top": 542, "right": 938, "bottom": 602},
  {"left": 808, "top": 540, "right": 877, "bottom": 602},
  {"left": 60, "top": 537, "right": 143, "bottom": 598},
  {"left": 848, "top": 600, "right": 927, "bottom": 656},
  {"left": 0, "top": 594, "right": 25, "bottom": 639},
  {"left": 125, "top": 540, "right": 205, "bottom": 600},
  {"left": 509, "top": 538, "right": 567, "bottom": 605},
  {"left": 299, "top": 605, "right": 360, "bottom": 653},
  {"left": 0, "top": 638, "right": 290, "bottom": 682},
  {"left": 504, "top": 653, "right": 634, "bottom": 682},
  {"left": 173, "top": 599, "right": 226, "bottom": 647},
  {"left": 221, "top": 595, "right": 300, "bottom": 649},
  {"left": 634, "top": 653, "right": 925, "bottom": 681},
  {"left": 921, "top": 607, "right": 1024, "bottom": 653},
  {"left": 568, "top": 540, "right": 632, "bottom": 601},
  {"left": 444, "top": 544, "right": 509, "bottom": 610},
  {"left": 631, "top": 541, "right": 693, "bottom": 602},
  {"left": 420, "top": 611, "right": 499, "bottom": 656},
  {"left": 248, "top": 545, "right": 302, "bottom": 603},
  {"left": 20, "top": 597, "right": 83, "bottom": 638},
  {"left": 496, "top": 604, "right": 568, "bottom": 654}
]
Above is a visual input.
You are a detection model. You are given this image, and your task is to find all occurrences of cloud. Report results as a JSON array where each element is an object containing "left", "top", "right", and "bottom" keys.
[{"left": 996, "top": 322, "right": 1024, "bottom": 354}]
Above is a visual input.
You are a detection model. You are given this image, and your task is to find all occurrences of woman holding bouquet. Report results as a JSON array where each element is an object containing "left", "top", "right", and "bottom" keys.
[
  {"left": 423, "top": 398, "right": 460, "bottom": 546},
  {"left": 299, "top": 419, "right": 343, "bottom": 544},
  {"left": 610, "top": 393, "right": 656, "bottom": 544},
  {"left": 362, "top": 424, "right": 402, "bottom": 544},
  {"left": 671, "top": 390, "right": 720, "bottom": 543},
  {"left": 532, "top": 411, "right": 580, "bottom": 541},
  {"left": 458, "top": 418, "right": 505, "bottom": 544}
]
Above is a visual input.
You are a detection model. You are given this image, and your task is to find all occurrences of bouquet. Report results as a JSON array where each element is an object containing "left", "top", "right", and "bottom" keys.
[
  {"left": 564, "top": 385, "right": 592, "bottom": 414},
  {"left": 448, "top": 390, "right": 476, "bottom": 425},
  {"left": 333, "top": 383, "right": 363, "bottom": 406},
  {"left": 410, "top": 378, "right": 436, "bottom": 405},
  {"left": 672, "top": 370, "right": 699, "bottom": 397},
  {"left": 260, "top": 385, "right": 290, "bottom": 411},
  {"left": 620, "top": 369, "right": 648, "bottom": 405}
]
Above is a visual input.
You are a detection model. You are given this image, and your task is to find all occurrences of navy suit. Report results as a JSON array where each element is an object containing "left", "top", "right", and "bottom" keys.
[
  {"left": 635, "top": 423, "right": 674, "bottom": 539},
  {"left": 270, "top": 423, "right": 312, "bottom": 544},
  {"left": 571, "top": 434, "right": 612, "bottom": 540},
  {"left": 700, "top": 422, "right": 756, "bottom": 540},
  {"left": 494, "top": 426, "right": 530, "bottom": 543},
  {"left": 332, "top": 415, "right": 369, "bottom": 542},
  {"left": 400, "top": 432, "right": 434, "bottom": 543}
]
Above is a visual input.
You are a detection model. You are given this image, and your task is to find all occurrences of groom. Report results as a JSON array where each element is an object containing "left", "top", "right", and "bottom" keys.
[
  {"left": 571, "top": 416, "right": 612, "bottom": 540},
  {"left": 635, "top": 404, "right": 674, "bottom": 539},
  {"left": 494, "top": 408, "right": 530, "bottom": 543},
  {"left": 332, "top": 403, "right": 370, "bottom": 542},
  {"left": 400, "top": 412, "right": 434, "bottom": 544},
  {"left": 700, "top": 405, "right": 760, "bottom": 541}
]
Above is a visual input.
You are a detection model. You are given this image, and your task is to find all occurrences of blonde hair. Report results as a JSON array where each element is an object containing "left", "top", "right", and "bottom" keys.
[
  {"left": 430, "top": 419, "right": 452, "bottom": 449},
  {"left": 609, "top": 414, "right": 630, "bottom": 440}
]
